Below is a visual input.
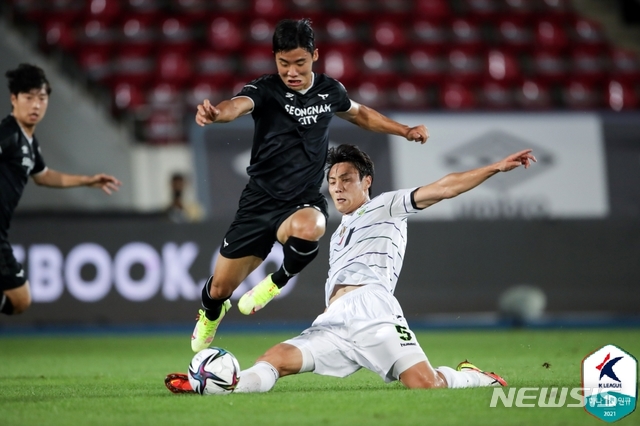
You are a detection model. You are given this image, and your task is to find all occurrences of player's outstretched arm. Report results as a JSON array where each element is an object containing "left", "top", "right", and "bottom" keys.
[
  {"left": 336, "top": 101, "right": 428, "bottom": 144},
  {"left": 32, "top": 169, "right": 122, "bottom": 195},
  {"left": 413, "top": 149, "right": 536, "bottom": 209},
  {"left": 195, "top": 97, "right": 254, "bottom": 126}
]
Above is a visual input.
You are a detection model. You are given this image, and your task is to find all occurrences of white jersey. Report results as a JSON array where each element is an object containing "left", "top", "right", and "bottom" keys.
[{"left": 324, "top": 187, "right": 422, "bottom": 306}]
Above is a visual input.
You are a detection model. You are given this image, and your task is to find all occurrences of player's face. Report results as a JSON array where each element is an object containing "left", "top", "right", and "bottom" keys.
[
  {"left": 275, "top": 48, "right": 318, "bottom": 91},
  {"left": 328, "top": 162, "right": 371, "bottom": 215},
  {"left": 11, "top": 85, "right": 49, "bottom": 129}
]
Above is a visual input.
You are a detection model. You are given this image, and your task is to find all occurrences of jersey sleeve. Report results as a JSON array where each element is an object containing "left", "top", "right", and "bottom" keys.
[
  {"left": 333, "top": 79, "right": 353, "bottom": 112},
  {"left": 233, "top": 77, "right": 266, "bottom": 111},
  {"left": 30, "top": 138, "right": 46, "bottom": 175},
  {"left": 377, "top": 188, "right": 423, "bottom": 219}
]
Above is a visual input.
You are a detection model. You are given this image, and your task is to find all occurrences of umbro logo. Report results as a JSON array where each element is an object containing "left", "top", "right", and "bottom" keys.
[
  {"left": 285, "top": 93, "right": 295, "bottom": 99},
  {"left": 318, "top": 93, "right": 329, "bottom": 99}
]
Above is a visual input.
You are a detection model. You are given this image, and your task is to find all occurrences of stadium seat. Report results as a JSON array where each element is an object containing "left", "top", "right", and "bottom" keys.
[
  {"left": 359, "top": 48, "right": 399, "bottom": 86},
  {"left": 159, "top": 16, "right": 198, "bottom": 50},
  {"left": 414, "top": 0, "right": 452, "bottom": 22},
  {"left": 440, "top": 82, "right": 476, "bottom": 110},
  {"left": 408, "top": 18, "right": 449, "bottom": 48},
  {"left": 349, "top": 80, "right": 390, "bottom": 110},
  {"left": 42, "top": 19, "right": 78, "bottom": 52},
  {"left": 450, "top": 18, "right": 484, "bottom": 50},
  {"left": 560, "top": 79, "right": 602, "bottom": 109},
  {"left": 534, "top": 19, "right": 569, "bottom": 52},
  {"left": 538, "top": 0, "right": 574, "bottom": 20},
  {"left": 84, "top": 0, "right": 121, "bottom": 21},
  {"left": 139, "top": 106, "right": 186, "bottom": 144},
  {"left": 515, "top": 79, "right": 553, "bottom": 109},
  {"left": 206, "top": 17, "right": 244, "bottom": 52},
  {"left": 334, "top": 0, "right": 374, "bottom": 18},
  {"left": 319, "top": 48, "right": 360, "bottom": 88},
  {"left": 193, "top": 49, "right": 237, "bottom": 84},
  {"left": 240, "top": 47, "right": 276, "bottom": 81},
  {"left": 404, "top": 47, "right": 446, "bottom": 85},
  {"left": 118, "top": 14, "right": 159, "bottom": 50},
  {"left": 531, "top": 49, "right": 568, "bottom": 84},
  {"left": 609, "top": 48, "right": 640, "bottom": 84},
  {"left": 76, "top": 46, "right": 113, "bottom": 83},
  {"left": 47, "top": 0, "right": 83, "bottom": 22},
  {"left": 389, "top": 81, "right": 431, "bottom": 110},
  {"left": 184, "top": 79, "right": 232, "bottom": 109},
  {"left": 157, "top": 49, "right": 193, "bottom": 85},
  {"left": 111, "top": 45, "right": 156, "bottom": 86},
  {"left": 502, "top": 0, "right": 535, "bottom": 17},
  {"left": 485, "top": 49, "right": 521, "bottom": 84},
  {"left": 569, "top": 17, "right": 607, "bottom": 51},
  {"left": 246, "top": 18, "right": 277, "bottom": 47},
  {"left": 605, "top": 80, "right": 639, "bottom": 111},
  {"left": 147, "top": 82, "right": 182, "bottom": 107},
  {"left": 493, "top": 17, "right": 533, "bottom": 53},
  {"left": 570, "top": 48, "right": 609, "bottom": 85},
  {"left": 378, "top": 0, "right": 412, "bottom": 16},
  {"left": 111, "top": 78, "right": 147, "bottom": 112},
  {"left": 479, "top": 81, "right": 517, "bottom": 110},
  {"left": 123, "top": 0, "right": 163, "bottom": 14},
  {"left": 250, "top": 0, "right": 286, "bottom": 19},
  {"left": 171, "top": 0, "right": 212, "bottom": 14},
  {"left": 78, "top": 17, "right": 118, "bottom": 48},
  {"left": 460, "top": 0, "right": 501, "bottom": 18},
  {"left": 446, "top": 48, "right": 485, "bottom": 85},
  {"left": 215, "top": 0, "right": 250, "bottom": 16},
  {"left": 370, "top": 19, "right": 406, "bottom": 52},
  {"left": 322, "top": 17, "right": 361, "bottom": 51}
]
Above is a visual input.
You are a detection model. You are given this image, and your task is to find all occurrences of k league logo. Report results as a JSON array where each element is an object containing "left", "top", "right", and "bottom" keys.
[{"left": 582, "top": 344, "right": 637, "bottom": 423}]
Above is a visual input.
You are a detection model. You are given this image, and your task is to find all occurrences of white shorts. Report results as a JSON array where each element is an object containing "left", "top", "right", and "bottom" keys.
[{"left": 284, "top": 284, "right": 428, "bottom": 383}]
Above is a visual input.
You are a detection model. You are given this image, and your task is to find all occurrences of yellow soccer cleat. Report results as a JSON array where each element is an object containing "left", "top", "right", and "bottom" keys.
[
  {"left": 238, "top": 274, "right": 281, "bottom": 315},
  {"left": 456, "top": 360, "right": 508, "bottom": 387},
  {"left": 190, "top": 300, "right": 231, "bottom": 353}
]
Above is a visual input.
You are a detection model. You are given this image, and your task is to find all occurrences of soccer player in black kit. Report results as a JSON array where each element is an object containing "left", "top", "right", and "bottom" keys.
[
  {"left": 190, "top": 19, "right": 429, "bottom": 352},
  {"left": 0, "top": 64, "right": 121, "bottom": 317}
]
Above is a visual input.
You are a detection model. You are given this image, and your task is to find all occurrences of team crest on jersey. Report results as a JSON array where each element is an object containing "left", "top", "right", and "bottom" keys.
[
  {"left": 356, "top": 207, "right": 366, "bottom": 216},
  {"left": 285, "top": 92, "right": 295, "bottom": 100},
  {"left": 318, "top": 93, "right": 328, "bottom": 99}
]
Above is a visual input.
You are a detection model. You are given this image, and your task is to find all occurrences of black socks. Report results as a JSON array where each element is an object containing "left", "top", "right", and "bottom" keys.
[
  {"left": 201, "top": 276, "right": 229, "bottom": 321},
  {"left": 0, "top": 294, "right": 14, "bottom": 315},
  {"left": 271, "top": 237, "right": 319, "bottom": 288}
]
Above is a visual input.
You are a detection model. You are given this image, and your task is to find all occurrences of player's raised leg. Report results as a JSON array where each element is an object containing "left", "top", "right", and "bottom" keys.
[
  {"left": 238, "top": 207, "right": 325, "bottom": 315},
  {"left": 192, "top": 255, "right": 262, "bottom": 352}
]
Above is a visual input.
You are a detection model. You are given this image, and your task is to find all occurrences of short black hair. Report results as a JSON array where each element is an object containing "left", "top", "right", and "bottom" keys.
[
  {"left": 5, "top": 63, "right": 51, "bottom": 96},
  {"left": 326, "top": 144, "right": 375, "bottom": 196},
  {"left": 272, "top": 18, "right": 315, "bottom": 55}
]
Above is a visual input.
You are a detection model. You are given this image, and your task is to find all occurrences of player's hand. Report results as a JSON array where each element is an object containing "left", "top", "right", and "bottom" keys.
[
  {"left": 195, "top": 99, "right": 220, "bottom": 126},
  {"left": 406, "top": 125, "right": 429, "bottom": 144},
  {"left": 498, "top": 149, "right": 537, "bottom": 172},
  {"left": 87, "top": 174, "right": 122, "bottom": 195}
]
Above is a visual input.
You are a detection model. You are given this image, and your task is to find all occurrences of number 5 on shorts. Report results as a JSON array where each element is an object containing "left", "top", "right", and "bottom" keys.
[{"left": 395, "top": 325, "right": 413, "bottom": 341}]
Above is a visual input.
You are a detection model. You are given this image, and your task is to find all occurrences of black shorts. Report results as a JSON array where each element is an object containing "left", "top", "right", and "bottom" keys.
[
  {"left": 221, "top": 180, "right": 328, "bottom": 260},
  {"left": 0, "top": 240, "right": 27, "bottom": 291}
]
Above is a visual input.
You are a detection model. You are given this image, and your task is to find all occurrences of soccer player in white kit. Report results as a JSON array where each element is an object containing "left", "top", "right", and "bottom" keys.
[{"left": 166, "top": 144, "right": 536, "bottom": 393}]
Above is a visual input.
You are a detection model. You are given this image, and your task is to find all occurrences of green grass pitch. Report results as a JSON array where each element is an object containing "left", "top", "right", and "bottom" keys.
[{"left": 1, "top": 329, "right": 639, "bottom": 426}]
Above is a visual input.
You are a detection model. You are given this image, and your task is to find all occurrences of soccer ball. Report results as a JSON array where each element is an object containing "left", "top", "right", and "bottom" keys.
[{"left": 188, "top": 347, "right": 241, "bottom": 395}]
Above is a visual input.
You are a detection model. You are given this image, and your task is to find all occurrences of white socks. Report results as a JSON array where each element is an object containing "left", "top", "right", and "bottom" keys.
[
  {"left": 234, "top": 361, "right": 279, "bottom": 393},
  {"left": 436, "top": 366, "right": 495, "bottom": 388}
]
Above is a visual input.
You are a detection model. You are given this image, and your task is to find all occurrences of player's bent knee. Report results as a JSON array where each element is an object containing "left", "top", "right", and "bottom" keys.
[
  {"left": 10, "top": 296, "right": 31, "bottom": 315},
  {"left": 398, "top": 362, "right": 446, "bottom": 389},
  {"left": 256, "top": 343, "right": 304, "bottom": 377}
]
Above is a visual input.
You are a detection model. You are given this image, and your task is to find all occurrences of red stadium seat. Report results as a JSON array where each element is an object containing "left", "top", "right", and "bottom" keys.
[
  {"left": 159, "top": 16, "right": 198, "bottom": 50},
  {"left": 359, "top": 48, "right": 399, "bottom": 86},
  {"left": 111, "top": 46, "right": 156, "bottom": 86},
  {"left": 493, "top": 17, "right": 533, "bottom": 53},
  {"left": 119, "top": 14, "right": 159, "bottom": 50},
  {"left": 450, "top": 18, "right": 484, "bottom": 50},
  {"left": 534, "top": 19, "right": 569, "bottom": 52},
  {"left": 193, "top": 49, "right": 237, "bottom": 84},
  {"left": 157, "top": 49, "right": 193, "bottom": 85},
  {"left": 570, "top": 48, "right": 609, "bottom": 85},
  {"left": 560, "top": 80, "right": 602, "bottom": 110},
  {"left": 609, "top": 48, "right": 640, "bottom": 84},
  {"left": 250, "top": 0, "right": 286, "bottom": 19},
  {"left": 240, "top": 47, "right": 275, "bottom": 81},
  {"left": 111, "top": 78, "right": 147, "bottom": 112},
  {"left": 349, "top": 80, "right": 390, "bottom": 110},
  {"left": 440, "top": 82, "right": 476, "bottom": 110},
  {"left": 414, "top": 0, "right": 452, "bottom": 22},
  {"left": 479, "top": 81, "right": 517, "bottom": 110},
  {"left": 206, "top": 17, "right": 244, "bottom": 52},
  {"left": 408, "top": 18, "right": 449, "bottom": 48},
  {"left": 502, "top": 0, "right": 535, "bottom": 17},
  {"left": 140, "top": 106, "right": 186, "bottom": 144},
  {"left": 77, "top": 46, "right": 113, "bottom": 83},
  {"left": 123, "top": 0, "right": 163, "bottom": 14},
  {"left": 446, "top": 48, "right": 485, "bottom": 85},
  {"left": 215, "top": 0, "right": 250, "bottom": 16},
  {"left": 42, "top": 19, "right": 78, "bottom": 52},
  {"left": 538, "top": 0, "right": 574, "bottom": 20},
  {"left": 378, "top": 0, "right": 413, "bottom": 16},
  {"left": 370, "top": 19, "right": 406, "bottom": 52},
  {"left": 322, "top": 17, "right": 361, "bottom": 51},
  {"left": 461, "top": 0, "right": 501, "bottom": 18},
  {"left": 184, "top": 79, "right": 232, "bottom": 109},
  {"left": 84, "top": 0, "right": 121, "bottom": 21},
  {"left": 78, "top": 17, "right": 118, "bottom": 50},
  {"left": 334, "top": 0, "right": 374, "bottom": 18},
  {"left": 147, "top": 82, "right": 182, "bottom": 107},
  {"left": 48, "top": 0, "right": 83, "bottom": 22},
  {"left": 319, "top": 48, "right": 360, "bottom": 88},
  {"left": 172, "top": 0, "right": 212, "bottom": 14},
  {"left": 246, "top": 18, "right": 277, "bottom": 47},
  {"left": 605, "top": 80, "right": 639, "bottom": 111},
  {"left": 515, "top": 79, "right": 553, "bottom": 109},
  {"left": 404, "top": 47, "right": 446, "bottom": 85},
  {"left": 389, "top": 81, "right": 431, "bottom": 110},
  {"left": 531, "top": 49, "right": 568, "bottom": 84},
  {"left": 569, "top": 17, "right": 607, "bottom": 51},
  {"left": 485, "top": 49, "right": 521, "bottom": 84}
]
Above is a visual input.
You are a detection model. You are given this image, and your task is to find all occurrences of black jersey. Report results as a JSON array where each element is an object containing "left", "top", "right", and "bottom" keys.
[
  {"left": 0, "top": 115, "right": 46, "bottom": 239},
  {"left": 235, "top": 73, "right": 352, "bottom": 200}
]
